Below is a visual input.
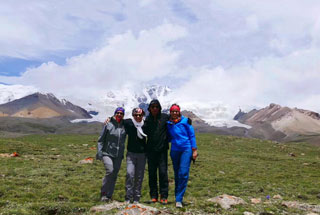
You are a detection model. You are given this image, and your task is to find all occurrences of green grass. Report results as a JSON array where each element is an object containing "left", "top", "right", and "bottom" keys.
[{"left": 0, "top": 133, "right": 319, "bottom": 214}]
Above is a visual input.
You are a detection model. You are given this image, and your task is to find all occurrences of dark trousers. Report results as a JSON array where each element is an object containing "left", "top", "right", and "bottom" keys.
[{"left": 147, "top": 150, "right": 168, "bottom": 199}]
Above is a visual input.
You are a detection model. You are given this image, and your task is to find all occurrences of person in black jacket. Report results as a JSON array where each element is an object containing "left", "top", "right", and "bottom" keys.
[
  {"left": 143, "top": 99, "right": 170, "bottom": 204},
  {"left": 124, "top": 108, "right": 147, "bottom": 204}
]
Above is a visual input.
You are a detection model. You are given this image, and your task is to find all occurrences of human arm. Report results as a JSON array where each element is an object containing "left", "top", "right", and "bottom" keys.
[
  {"left": 96, "top": 125, "right": 108, "bottom": 160},
  {"left": 186, "top": 122, "right": 198, "bottom": 160}
]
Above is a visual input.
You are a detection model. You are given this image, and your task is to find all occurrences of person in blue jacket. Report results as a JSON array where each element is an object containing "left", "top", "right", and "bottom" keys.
[{"left": 167, "top": 104, "right": 198, "bottom": 208}]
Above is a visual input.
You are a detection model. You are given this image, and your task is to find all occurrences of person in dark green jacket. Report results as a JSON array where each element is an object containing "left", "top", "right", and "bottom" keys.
[{"left": 143, "top": 99, "right": 170, "bottom": 204}]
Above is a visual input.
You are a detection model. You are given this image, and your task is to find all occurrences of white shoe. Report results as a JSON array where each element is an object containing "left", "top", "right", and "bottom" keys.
[
  {"left": 176, "top": 202, "right": 183, "bottom": 208},
  {"left": 101, "top": 196, "right": 111, "bottom": 202},
  {"left": 133, "top": 201, "right": 139, "bottom": 204}
]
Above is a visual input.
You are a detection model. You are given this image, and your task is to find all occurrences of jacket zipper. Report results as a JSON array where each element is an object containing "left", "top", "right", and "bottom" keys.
[{"left": 116, "top": 124, "right": 120, "bottom": 157}]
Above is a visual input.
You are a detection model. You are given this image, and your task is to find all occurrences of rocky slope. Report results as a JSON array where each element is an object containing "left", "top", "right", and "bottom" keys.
[
  {"left": 235, "top": 103, "right": 320, "bottom": 142},
  {"left": 0, "top": 93, "right": 92, "bottom": 120}
]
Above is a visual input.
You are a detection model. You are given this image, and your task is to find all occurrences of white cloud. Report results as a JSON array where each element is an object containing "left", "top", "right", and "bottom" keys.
[
  {"left": 0, "top": 23, "right": 187, "bottom": 100},
  {"left": 1, "top": 0, "right": 320, "bottom": 121}
]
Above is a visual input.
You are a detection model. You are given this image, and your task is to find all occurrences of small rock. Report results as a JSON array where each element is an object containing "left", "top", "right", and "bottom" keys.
[
  {"left": 273, "top": 194, "right": 283, "bottom": 199},
  {"left": 82, "top": 144, "right": 88, "bottom": 147},
  {"left": 116, "top": 204, "right": 166, "bottom": 215},
  {"left": 219, "top": 171, "right": 225, "bottom": 174},
  {"left": 251, "top": 198, "right": 261, "bottom": 204},
  {"left": 244, "top": 212, "right": 254, "bottom": 215},
  {"left": 78, "top": 157, "right": 93, "bottom": 164},
  {"left": 301, "top": 153, "right": 305, "bottom": 156},
  {"left": 282, "top": 201, "right": 320, "bottom": 213},
  {"left": 0, "top": 153, "right": 11, "bottom": 158},
  {"left": 303, "top": 163, "right": 310, "bottom": 166},
  {"left": 208, "top": 194, "right": 246, "bottom": 209},
  {"left": 306, "top": 213, "right": 319, "bottom": 215},
  {"left": 90, "top": 201, "right": 125, "bottom": 213},
  {"left": 289, "top": 153, "right": 296, "bottom": 157}
]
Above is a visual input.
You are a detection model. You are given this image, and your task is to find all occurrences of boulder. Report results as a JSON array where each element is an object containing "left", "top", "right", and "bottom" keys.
[
  {"left": 282, "top": 201, "right": 320, "bottom": 213},
  {"left": 208, "top": 194, "right": 246, "bottom": 209}
]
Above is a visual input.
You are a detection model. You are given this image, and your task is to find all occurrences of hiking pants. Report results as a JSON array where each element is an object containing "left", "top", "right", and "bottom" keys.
[
  {"left": 101, "top": 155, "right": 123, "bottom": 198},
  {"left": 125, "top": 152, "right": 146, "bottom": 202},
  {"left": 147, "top": 150, "right": 168, "bottom": 199},
  {"left": 170, "top": 149, "right": 192, "bottom": 202}
]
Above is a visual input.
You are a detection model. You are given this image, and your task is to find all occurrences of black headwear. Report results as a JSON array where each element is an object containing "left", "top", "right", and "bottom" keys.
[{"left": 148, "top": 99, "right": 162, "bottom": 113}]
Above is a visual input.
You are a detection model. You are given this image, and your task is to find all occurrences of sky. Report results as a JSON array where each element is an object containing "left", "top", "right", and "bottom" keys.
[{"left": 1, "top": 0, "right": 320, "bottom": 114}]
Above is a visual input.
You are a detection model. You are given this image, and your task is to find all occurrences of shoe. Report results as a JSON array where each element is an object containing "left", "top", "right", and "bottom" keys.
[
  {"left": 161, "top": 199, "right": 168, "bottom": 205},
  {"left": 101, "top": 196, "right": 111, "bottom": 202},
  {"left": 133, "top": 201, "right": 139, "bottom": 204},
  {"left": 151, "top": 198, "right": 158, "bottom": 203},
  {"left": 176, "top": 202, "right": 183, "bottom": 208},
  {"left": 125, "top": 200, "right": 131, "bottom": 204}
]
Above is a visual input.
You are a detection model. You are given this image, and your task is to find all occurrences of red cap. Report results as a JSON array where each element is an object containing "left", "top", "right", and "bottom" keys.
[{"left": 170, "top": 105, "right": 180, "bottom": 112}]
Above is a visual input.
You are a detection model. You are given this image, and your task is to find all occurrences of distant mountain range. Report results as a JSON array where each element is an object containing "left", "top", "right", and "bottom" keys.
[
  {"left": 0, "top": 84, "right": 319, "bottom": 145},
  {"left": 234, "top": 103, "right": 320, "bottom": 144},
  {"left": 0, "top": 93, "right": 91, "bottom": 120}
]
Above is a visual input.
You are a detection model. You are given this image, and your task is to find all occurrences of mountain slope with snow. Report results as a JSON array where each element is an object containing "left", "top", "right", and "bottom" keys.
[
  {"left": 0, "top": 84, "right": 38, "bottom": 104},
  {"left": 0, "top": 92, "right": 91, "bottom": 119}
]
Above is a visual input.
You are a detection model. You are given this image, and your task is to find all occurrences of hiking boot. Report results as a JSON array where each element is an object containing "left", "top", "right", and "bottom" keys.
[
  {"left": 101, "top": 196, "right": 111, "bottom": 202},
  {"left": 125, "top": 200, "right": 131, "bottom": 204},
  {"left": 176, "top": 202, "right": 183, "bottom": 208},
  {"left": 151, "top": 198, "right": 158, "bottom": 203},
  {"left": 133, "top": 201, "right": 139, "bottom": 204},
  {"left": 161, "top": 199, "right": 168, "bottom": 205}
]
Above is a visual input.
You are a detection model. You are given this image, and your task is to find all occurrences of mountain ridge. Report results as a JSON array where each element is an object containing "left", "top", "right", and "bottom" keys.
[{"left": 0, "top": 92, "right": 92, "bottom": 120}]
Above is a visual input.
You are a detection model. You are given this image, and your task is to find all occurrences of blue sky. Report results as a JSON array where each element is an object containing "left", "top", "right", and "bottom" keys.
[{"left": 1, "top": 0, "right": 320, "bottom": 112}]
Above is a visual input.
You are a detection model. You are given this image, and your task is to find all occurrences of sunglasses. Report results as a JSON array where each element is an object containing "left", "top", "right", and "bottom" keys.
[
  {"left": 116, "top": 112, "right": 124, "bottom": 115},
  {"left": 134, "top": 114, "right": 143, "bottom": 117},
  {"left": 150, "top": 106, "right": 159, "bottom": 109}
]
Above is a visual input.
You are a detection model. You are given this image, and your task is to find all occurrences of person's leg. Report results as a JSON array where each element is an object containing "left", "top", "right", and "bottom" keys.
[
  {"left": 176, "top": 149, "right": 192, "bottom": 203},
  {"left": 104, "top": 156, "right": 123, "bottom": 198},
  {"left": 147, "top": 152, "right": 159, "bottom": 200},
  {"left": 133, "top": 153, "right": 146, "bottom": 202},
  {"left": 158, "top": 150, "right": 169, "bottom": 200},
  {"left": 101, "top": 156, "right": 114, "bottom": 198},
  {"left": 170, "top": 150, "right": 181, "bottom": 199},
  {"left": 125, "top": 152, "right": 135, "bottom": 202}
]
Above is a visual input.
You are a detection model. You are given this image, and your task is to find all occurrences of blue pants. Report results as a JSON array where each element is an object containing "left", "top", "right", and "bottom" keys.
[{"left": 170, "top": 149, "right": 192, "bottom": 202}]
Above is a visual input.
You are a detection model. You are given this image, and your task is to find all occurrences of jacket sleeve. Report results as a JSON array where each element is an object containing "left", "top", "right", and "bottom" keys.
[
  {"left": 96, "top": 125, "right": 108, "bottom": 160},
  {"left": 185, "top": 122, "right": 197, "bottom": 149}
]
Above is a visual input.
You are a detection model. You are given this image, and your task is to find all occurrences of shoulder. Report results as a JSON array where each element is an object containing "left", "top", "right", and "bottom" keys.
[
  {"left": 161, "top": 113, "right": 170, "bottom": 120},
  {"left": 180, "top": 116, "right": 188, "bottom": 124},
  {"left": 124, "top": 118, "right": 133, "bottom": 125}
]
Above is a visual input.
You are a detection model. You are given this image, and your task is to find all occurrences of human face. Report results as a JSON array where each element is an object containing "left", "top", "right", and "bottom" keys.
[
  {"left": 170, "top": 110, "right": 179, "bottom": 119},
  {"left": 150, "top": 105, "right": 160, "bottom": 116},
  {"left": 115, "top": 111, "right": 124, "bottom": 120},
  {"left": 133, "top": 113, "right": 143, "bottom": 122}
]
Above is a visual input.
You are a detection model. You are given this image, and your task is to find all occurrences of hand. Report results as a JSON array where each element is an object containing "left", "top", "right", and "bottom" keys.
[
  {"left": 104, "top": 117, "right": 111, "bottom": 125},
  {"left": 96, "top": 151, "right": 103, "bottom": 161},
  {"left": 192, "top": 149, "right": 198, "bottom": 160}
]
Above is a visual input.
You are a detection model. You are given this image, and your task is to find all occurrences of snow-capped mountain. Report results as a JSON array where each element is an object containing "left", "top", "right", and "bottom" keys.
[
  {"left": 72, "top": 85, "right": 247, "bottom": 127},
  {"left": 0, "top": 84, "right": 38, "bottom": 104},
  {"left": 0, "top": 83, "right": 247, "bottom": 127}
]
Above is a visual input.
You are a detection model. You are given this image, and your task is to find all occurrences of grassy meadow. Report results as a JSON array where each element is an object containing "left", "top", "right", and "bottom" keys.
[{"left": 0, "top": 133, "right": 319, "bottom": 214}]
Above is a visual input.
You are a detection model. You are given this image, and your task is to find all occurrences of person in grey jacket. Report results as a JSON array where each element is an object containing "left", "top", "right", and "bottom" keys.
[{"left": 96, "top": 107, "right": 127, "bottom": 202}]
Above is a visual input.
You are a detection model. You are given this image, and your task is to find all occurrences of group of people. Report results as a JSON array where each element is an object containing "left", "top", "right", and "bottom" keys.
[{"left": 96, "top": 99, "right": 198, "bottom": 208}]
